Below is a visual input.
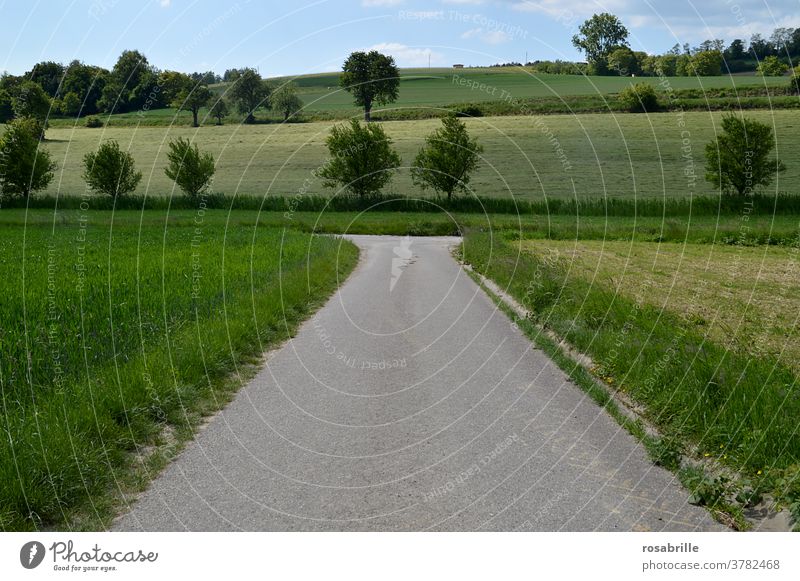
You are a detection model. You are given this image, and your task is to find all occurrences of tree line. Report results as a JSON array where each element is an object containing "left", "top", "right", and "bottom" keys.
[
  {"left": 0, "top": 50, "right": 304, "bottom": 127},
  {"left": 524, "top": 14, "right": 800, "bottom": 77}
]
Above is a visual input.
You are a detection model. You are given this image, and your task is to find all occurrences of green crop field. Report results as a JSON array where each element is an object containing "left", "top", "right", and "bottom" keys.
[
  {"left": 27, "top": 109, "right": 800, "bottom": 202},
  {"left": 46, "top": 68, "right": 793, "bottom": 126},
  {"left": 0, "top": 210, "right": 358, "bottom": 530},
  {"left": 278, "top": 68, "right": 790, "bottom": 112}
]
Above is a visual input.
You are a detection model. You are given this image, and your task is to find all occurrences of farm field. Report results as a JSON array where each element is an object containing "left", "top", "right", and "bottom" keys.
[
  {"left": 46, "top": 69, "right": 788, "bottom": 126},
  {"left": 31, "top": 109, "right": 800, "bottom": 201},
  {"left": 0, "top": 210, "right": 358, "bottom": 530},
  {"left": 519, "top": 239, "right": 800, "bottom": 372},
  {"left": 280, "top": 69, "right": 791, "bottom": 112}
]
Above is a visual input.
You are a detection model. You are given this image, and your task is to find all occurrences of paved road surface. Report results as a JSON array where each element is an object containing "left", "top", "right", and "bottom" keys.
[{"left": 114, "top": 235, "right": 722, "bottom": 531}]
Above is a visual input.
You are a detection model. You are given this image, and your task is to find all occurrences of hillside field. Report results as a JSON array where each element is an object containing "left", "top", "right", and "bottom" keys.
[{"left": 32, "top": 109, "right": 800, "bottom": 201}]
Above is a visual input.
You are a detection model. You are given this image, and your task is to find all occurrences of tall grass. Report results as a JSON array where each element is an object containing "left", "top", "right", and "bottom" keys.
[
  {"left": 0, "top": 215, "right": 357, "bottom": 530},
  {"left": 5, "top": 191, "right": 800, "bottom": 216}
]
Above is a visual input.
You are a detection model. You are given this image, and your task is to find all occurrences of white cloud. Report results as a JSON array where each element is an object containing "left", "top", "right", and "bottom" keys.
[
  {"left": 442, "top": 0, "right": 485, "bottom": 5},
  {"left": 461, "top": 27, "right": 512, "bottom": 44},
  {"left": 159, "top": 0, "right": 171, "bottom": 7},
  {"left": 365, "top": 42, "right": 445, "bottom": 66},
  {"left": 362, "top": 0, "right": 403, "bottom": 7}
]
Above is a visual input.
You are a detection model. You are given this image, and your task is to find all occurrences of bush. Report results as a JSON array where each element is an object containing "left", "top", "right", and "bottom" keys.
[
  {"left": 317, "top": 119, "right": 401, "bottom": 197},
  {"left": 790, "top": 67, "right": 800, "bottom": 96},
  {"left": 164, "top": 137, "right": 216, "bottom": 199},
  {"left": 455, "top": 105, "right": 483, "bottom": 118},
  {"left": 619, "top": 83, "right": 659, "bottom": 112},
  {"left": 85, "top": 115, "right": 104, "bottom": 128},
  {"left": 0, "top": 118, "right": 56, "bottom": 200},
  {"left": 757, "top": 55, "right": 788, "bottom": 76},
  {"left": 82, "top": 140, "right": 142, "bottom": 197}
]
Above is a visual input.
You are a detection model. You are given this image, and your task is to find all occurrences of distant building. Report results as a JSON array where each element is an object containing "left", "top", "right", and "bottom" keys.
[{"left": 453, "top": 64, "right": 464, "bottom": 69}]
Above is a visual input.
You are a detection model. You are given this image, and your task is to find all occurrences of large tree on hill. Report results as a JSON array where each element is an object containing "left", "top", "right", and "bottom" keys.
[
  {"left": 229, "top": 68, "right": 270, "bottom": 124},
  {"left": 168, "top": 74, "right": 212, "bottom": 127},
  {"left": 572, "top": 13, "right": 630, "bottom": 75},
  {"left": 339, "top": 51, "right": 399, "bottom": 122},
  {"left": 270, "top": 82, "right": 303, "bottom": 121}
]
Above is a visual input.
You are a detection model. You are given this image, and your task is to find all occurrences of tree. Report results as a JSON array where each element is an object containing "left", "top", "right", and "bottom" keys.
[
  {"left": 158, "top": 70, "right": 191, "bottom": 105},
  {"left": 705, "top": 114, "right": 786, "bottom": 196},
  {"left": 789, "top": 66, "right": 800, "bottom": 95},
  {"left": 607, "top": 47, "right": 638, "bottom": 76},
  {"left": 770, "top": 27, "right": 795, "bottom": 55},
  {"left": 229, "top": 68, "right": 270, "bottom": 124},
  {"left": 164, "top": 137, "right": 215, "bottom": 199},
  {"left": 619, "top": 83, "right": 659, "bottom": 112},
  {"left": 654, "top": 54, "right": 678, "bottom": 76},
  {"left": 60, "top": 92, "right": 81, "bottom": 116},
  {"left": 173, "top": 83, "right": 212, "bottom": 127},
  {"left": 0, "top": 89, "right": 13, "bottom": 123},
  {"left": 270, "top": 82, "right": 303, "bottom": 121},
  {"left": 749, "top": 34, "right": 771, "bottom": 59},
  {"left": 756, "top": 55, "right": 788, "bottom": 76},
  {"left": 0, "top": 118, "right": 56, "bottom": 200},
  {"left": 688, "top": 50, "right": 723, "bottom": 76},
  {"left": 82, "top": 140, "right": 142, "bottom": 197},
  {"left": 317, "top": 119, "right": 400, "bottom": 197},
  {"left": 571, "top": 13, "right": 629, "bottom": 75},
  {"left": 13, "top": 81, "right": 51, "bottom": 121},
  {"left": 725, "top": 39, "right": 746, "bottom": 61},
  {"left": 411, "top": 115, "right": 483, "bottom": 200},
  {"left": 98, "top": 50, "right": 160, "bottom": 113},
  {"left": 340, "top": 51, "right": 400, "bottom": 122},
  {"left": 26, "top": 61, "right": 65, "bottom": 98},
  {"left": 62, "top": 60, "right": 108, "bottom": 115},
  {"left": 12, "top": 81, "right": 51, "bottom": 139},
  {"left": 209, "top": 99, "right": 229, "bottom": 125}
]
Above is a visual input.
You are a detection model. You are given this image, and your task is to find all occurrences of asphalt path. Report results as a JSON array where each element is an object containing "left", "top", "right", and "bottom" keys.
[{"left": 114, "top": 235, "right": 722, "bottom": 531}]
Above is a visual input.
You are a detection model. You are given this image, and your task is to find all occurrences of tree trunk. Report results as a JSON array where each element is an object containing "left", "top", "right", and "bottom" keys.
[
  {"left": 245, "top": 112, "right": 255, "bottom": 124},
  {"left": 192, "top": 108, "right": 199, "bottom": 127},
  {"left": 364, "top": 98, "right": 372, "bottom": 122}
]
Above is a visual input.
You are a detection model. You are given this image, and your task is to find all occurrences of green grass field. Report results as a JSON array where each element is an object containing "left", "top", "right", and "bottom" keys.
[
  {"left": 0, "top": 210, "right": 358, "bottom": 530},
  {"left": 31, "top": 110, "right": 800, "bottom": 201},
  {"left": 46, "top": 68, "right": 794, "bottom": 126},
  {"left": 273, "top": 68, "right": 790, "bottom": 112}
]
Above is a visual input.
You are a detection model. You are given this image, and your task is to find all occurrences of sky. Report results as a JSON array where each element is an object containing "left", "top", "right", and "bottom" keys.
[{"left": 1, "top": 0, "right": 798, "bottom": 77}]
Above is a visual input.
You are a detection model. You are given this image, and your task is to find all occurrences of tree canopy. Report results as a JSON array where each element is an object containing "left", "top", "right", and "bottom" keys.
[
  {"left": 572, "top": 13, "right": 630, "bottom": 75},
  {"left": 340, "top": 51, "right": 399, "bottom": 121}
]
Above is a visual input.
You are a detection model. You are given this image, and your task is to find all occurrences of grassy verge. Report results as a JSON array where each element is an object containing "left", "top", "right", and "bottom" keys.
[
  {"left": 6, "top": 192, "right": 800, "bottom": 218},
  {"left": 4, "top": 209, "right": 799, "bottom": 243},
  {"left": 462, "top": 229, "right": 800, "bottom": 527},
  {"left": 0, "top": 210, "right": 358, "bottom": 530}
]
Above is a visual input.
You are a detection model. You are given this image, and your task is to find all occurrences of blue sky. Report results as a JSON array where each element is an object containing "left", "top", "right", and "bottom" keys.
[{"left": 1, "top": 0, "right": 798, "bottom": 77}]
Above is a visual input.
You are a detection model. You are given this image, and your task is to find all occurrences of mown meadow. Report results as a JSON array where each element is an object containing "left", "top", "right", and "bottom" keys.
[{"left": 26, "top": 110, "right": 800, "bottom": 203}]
